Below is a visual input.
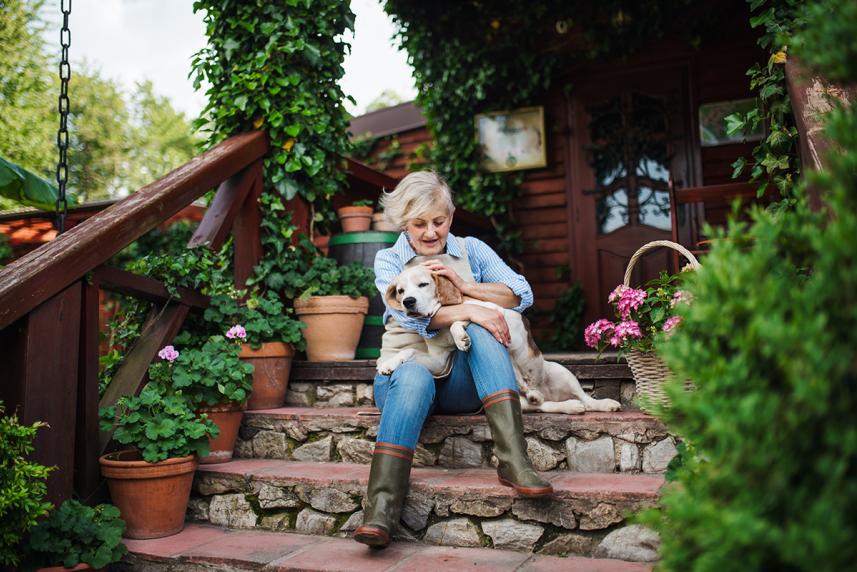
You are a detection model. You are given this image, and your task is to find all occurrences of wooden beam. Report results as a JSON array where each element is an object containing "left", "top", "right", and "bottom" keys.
[
  {"left": 98, "top": 303, "right": 190, "bottom": 453},
  {"left": 232, "top": 163, "right": 264, "bottom": 289},
  {"left": 187, "top": 161, "right": 259, "bottom": 251},
  {"left": 345, "top": 157, "right": 399, "bottom": 191},
  {"left": 0, "top": 284, "right": 81, "bottom": 506},
  {"left": 75, "top": 278, "right": 102, "bottom": 502},
  {"left": 94, "top": 266, "right": 210, "bottom": 309},
  {"left": 0, "top": 130, "right": 268, "bottom": 331},
  {"left": 671, "top": 181, "right": 760, "bottom": 205}
]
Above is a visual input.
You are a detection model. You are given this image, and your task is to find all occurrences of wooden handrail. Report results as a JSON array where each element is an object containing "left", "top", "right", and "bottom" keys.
[{"left": 0, "top": 130, "right": 268, "bottom": 330}]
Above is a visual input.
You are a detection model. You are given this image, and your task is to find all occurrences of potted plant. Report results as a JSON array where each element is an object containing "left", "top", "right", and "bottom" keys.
[
  {"left": 205, "top": 290, "right": 305, "bottom": 410},
  {"left": 584, "top": 241, "right": 699, "bottom": 408},
  {"left": 98, "top": 381, "right": 217, "bottom": 539},
  {"left": 336, "top": 198, "right": 374, "bottom": 232},
  {"left": 166, "top": 332, "right": 255, "bottom": 463},
  {"left": 292, "top": 256, "right": 376, "bottom": 361},
  {"left": 0, "top": 402, "right": 52, "bottom": 570},
  {"left": 24, "top": 499, "right": 127, "bottom": 571}
]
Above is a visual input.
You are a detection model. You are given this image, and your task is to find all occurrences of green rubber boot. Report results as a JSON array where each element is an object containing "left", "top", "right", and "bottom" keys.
[
  {"left": 483, "top": 389, "right": 553, "bottom": 497},
  {"left": 353, "top": 443, "right": 413, "bottom": 547}
]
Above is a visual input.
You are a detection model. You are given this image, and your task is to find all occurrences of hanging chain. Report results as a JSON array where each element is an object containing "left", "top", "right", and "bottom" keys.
[{"left": 55, "top": 0, "right": 72, "bottom": 234}]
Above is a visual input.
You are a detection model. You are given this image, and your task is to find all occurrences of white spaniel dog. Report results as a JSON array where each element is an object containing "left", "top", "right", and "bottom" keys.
[{"left": 377, "top": 266, "right": 621, "bottom": 414}]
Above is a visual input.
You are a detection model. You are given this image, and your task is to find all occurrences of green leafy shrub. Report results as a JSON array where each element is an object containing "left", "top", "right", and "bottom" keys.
[
  {"left": 204, "top": 290, "right": 305, "bottom": 351},
  {"left": 639, "top": 5, "right": 857, "bottom": 566},
  {"left": 163, "top": 334, "right": 255, "bottom": 407},
  {"left": 99, "top": 383, "right": 218, "bottom": 463},
  {"left": 25, "top": 499, "right": 127, "bottom": 570},
  {"left": 0, "top": 234, "right": 12, "bottom": 266},
  {"left": 0, "top": 402, "right": 52, "bottom": 567},
  {"left": 298, "top": 256, "right": 376, "bottom": 299}
]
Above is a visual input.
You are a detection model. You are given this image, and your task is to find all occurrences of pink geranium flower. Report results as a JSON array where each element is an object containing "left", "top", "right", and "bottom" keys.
[
  {"left": 671, "top": 290, "right": 693, "bottom": 307},
  {"left": 616, "top": 288, "right": 647, "bottom": 319},
  {"left": 158, "top": 345, "right": 179, "bottom": 363},
  {"left": 608, "top": 285, "right": 627, "bottom": 303},
  {"left": 226, "top": 325, "right": 247, "bottom": 340},
  {"left": 584, "top": 319, "right": 615, "bottom": 348}
]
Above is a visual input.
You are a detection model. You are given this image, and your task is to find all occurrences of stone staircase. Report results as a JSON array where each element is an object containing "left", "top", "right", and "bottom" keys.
[{"left": 123, "top": 354, "right": 669, "bottom": 570}]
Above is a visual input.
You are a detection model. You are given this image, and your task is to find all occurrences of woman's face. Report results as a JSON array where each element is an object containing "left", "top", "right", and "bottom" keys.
[{"left": 405, "top": 205, "right": 452, "bottom": 256}]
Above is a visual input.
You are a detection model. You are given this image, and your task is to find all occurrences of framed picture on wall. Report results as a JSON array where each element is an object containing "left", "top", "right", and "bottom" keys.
[{"left": 475, "top": 106, "right": 547, "bottom": 172}]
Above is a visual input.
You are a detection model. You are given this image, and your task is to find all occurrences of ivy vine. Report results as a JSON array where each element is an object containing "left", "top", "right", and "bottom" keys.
[
  {"left": 727, "top": 0, "right": 802, "bottom": 201},
  {"left": 191, "top": 0, "right": 355, "bottom": 236}
]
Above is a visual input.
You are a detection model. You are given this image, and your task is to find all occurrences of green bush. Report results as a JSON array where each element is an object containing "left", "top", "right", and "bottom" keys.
[
  {"left": 25, "top": 499, "right": 127, "bottom": 570},
  {"left": 204, "top": 290, "right": 306, "bottom": 351},
  {"left": 640, "top": 5, "right": 857, "bottom": 566},
  {"left": 165, "top": 335, "right": 255, "bottom": 407},
  {"left": 0, "top": 402, "right": 52, "bottom": 567}
]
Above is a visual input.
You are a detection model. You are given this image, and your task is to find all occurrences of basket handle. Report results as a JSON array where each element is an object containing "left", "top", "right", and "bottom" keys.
[{"left": 623, "top": 240, "right": 702, "bottom": 287}]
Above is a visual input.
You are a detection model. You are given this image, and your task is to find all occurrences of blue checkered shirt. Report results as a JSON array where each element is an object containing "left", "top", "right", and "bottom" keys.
[{"left": 374, "top": 232, "right": 534, "bottom": 339}]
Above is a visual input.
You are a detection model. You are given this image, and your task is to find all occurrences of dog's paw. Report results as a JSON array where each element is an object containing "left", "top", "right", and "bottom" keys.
[
  {"left": 525, "top": 389, "right": 545, "bottom": 406},
  {"left": 454, "top": 332, "right": 471, "bottom": 352},
  {"left": 566, "top": 400, "right": 586, "bottom": 414},
  {"left": 587, "top": 397, "right": 621, "bottom": 412},
  {"left": 376, "top": 359, "right": 397, "bottom": 375}
]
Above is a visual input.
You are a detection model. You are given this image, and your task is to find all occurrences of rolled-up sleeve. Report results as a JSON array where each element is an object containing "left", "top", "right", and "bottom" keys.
[
  {"left": 374, "top": 248, "right": 439, "bottom": 338},
  {"left": 465, "top": 237, "right": 534, "bottom": 312}
]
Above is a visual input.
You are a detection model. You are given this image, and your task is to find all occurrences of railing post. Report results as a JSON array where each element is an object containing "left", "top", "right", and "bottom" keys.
[
  {"left": 0, "top": 282, "right": 82, "bottom": 506},
  {"left": 75, "top": 276, "right": 103, "bottom": 503},
  {"left": 233, "top": 161, "right": 264, "bottom": 288}
]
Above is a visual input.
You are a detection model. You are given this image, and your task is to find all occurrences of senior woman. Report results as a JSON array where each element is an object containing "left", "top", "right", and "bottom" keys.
[{"left": 354, "top": 170, "right": 552, "bottom": 548}]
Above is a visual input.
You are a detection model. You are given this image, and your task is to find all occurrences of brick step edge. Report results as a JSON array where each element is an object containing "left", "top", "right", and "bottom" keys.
[
  {"left": 237, "top": 408, "right": 677, "bottom": 474},
  {"left": 121, "top": 523, "right": 654, "bottom": 571},
  {"left": 189, "top": 460, "right": 664, "bottom": 557}
]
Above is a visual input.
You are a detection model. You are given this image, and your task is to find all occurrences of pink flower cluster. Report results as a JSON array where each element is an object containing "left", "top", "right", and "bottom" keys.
[
  {"left": 226, "top": 325, "right": 247, "bottom": 340},
  {"left": 158, "top": 345, "right": 179, "bottom": 363},
  {"left": 616, "top": 288, "right": 647, "bottom": 319},
  {"left": 610, "top": 320, "right": 643, "bottom": 346},
  {"left": 662, "top": 315, "right": 682, "bottom": 333},
  {"left": 671, "top": 290, "right": 693, "bottom": 307},
  {"left": 584, "top": 319, "right": 614, "bottom": 348}
]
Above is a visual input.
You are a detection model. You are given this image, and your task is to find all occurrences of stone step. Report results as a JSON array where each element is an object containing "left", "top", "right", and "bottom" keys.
[
  {"left": 237, "top": 408, "right": 677, "bottom": 474},
  {"left": 121, "top": 523, "right": 654, "bottom": 571},
  {"left": 287, "top": 353, "right": 635, "bottom": 408},
  {"left": 189, "top": 459, "right": 664, "bottom": 559}
]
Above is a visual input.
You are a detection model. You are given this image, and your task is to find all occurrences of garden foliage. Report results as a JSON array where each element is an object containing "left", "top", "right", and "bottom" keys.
[
  {"left": 25, "top": 499, "right": 127, "bottom": 570},
  {"left": 0, "top": 402, "right": 52, "bottom": 567},
  {"left": 641, "top": 1, "right": 857, "bottom": 567},
  {"left": 204, "top": 290, "right": 305, "bottom": 350}
]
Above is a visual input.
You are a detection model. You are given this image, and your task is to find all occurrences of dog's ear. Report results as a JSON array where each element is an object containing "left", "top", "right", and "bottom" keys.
[
  {"left": 385, "top": 279, "right": 404, "bottom": 311},
  {"left": 434, "top": 274, "right": 463, "bottom": 306}
]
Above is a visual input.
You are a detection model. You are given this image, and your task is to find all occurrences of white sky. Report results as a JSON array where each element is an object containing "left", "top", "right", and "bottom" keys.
[{"left": 38, "top": 0, "right": 417, "bottom": 118}]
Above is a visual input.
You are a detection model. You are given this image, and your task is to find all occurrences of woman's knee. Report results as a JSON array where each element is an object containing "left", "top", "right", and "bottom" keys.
[
  {"left": 466, "top": 323, "right": 504, "bottom": 349},
  {"left": 386, "top": 362, "right": 436, "bottom": 410}
]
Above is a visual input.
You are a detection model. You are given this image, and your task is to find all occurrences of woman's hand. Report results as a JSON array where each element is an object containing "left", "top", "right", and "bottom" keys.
[
  {"left": 421, "top": 260, "right": 471, "bottom": 295},
  {"left": 467, "top": 304, "right": 511, "bottom": 346}
]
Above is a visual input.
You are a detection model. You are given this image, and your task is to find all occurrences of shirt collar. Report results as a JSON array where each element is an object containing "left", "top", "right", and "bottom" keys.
[{"left": 395, "top": 231, "right": 462, "bottom": 263}]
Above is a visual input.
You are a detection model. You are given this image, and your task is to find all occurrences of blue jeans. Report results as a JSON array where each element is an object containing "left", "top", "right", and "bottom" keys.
[{"left": 373, "top": 323, "right": 518, "bottom": 450}]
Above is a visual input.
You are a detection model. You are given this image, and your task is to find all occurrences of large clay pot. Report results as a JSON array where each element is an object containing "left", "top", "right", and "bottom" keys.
[
  {"left": 372, "top": 212, "right": 399, "bottom": 232},
  {"left": 99, "top": 451, "right": 197, "bottom": 539},
  {"left": 241, "top": 342, "right": 295, "bottom": 410},
  {"left": 337, "top": 206, "right": 373, "bottom": 232},
  {"left": 198, "top": 401, "right": 245, "bottom": 464},
  {"left": 293, "top": 295, "right": 369, "bottom": 361}
]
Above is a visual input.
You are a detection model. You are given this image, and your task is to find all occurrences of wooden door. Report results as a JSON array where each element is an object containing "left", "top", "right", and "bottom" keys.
[{"left": 567, "top": 64, "right": 691, "bottom": 323}]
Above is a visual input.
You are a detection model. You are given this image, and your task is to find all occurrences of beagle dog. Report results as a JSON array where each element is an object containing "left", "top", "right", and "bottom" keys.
[{"left": 377, "top": 265, "right": 621, "bottom": 414}]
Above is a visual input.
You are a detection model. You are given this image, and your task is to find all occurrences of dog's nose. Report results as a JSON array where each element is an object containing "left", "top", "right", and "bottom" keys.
[{"left": 403, "top": 297, "right": 416, "bottom": 309}]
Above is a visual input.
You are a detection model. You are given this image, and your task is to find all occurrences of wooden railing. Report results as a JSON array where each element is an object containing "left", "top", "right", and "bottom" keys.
[{"left": 0, "top": 130, "right": 269, "bottom": 505}]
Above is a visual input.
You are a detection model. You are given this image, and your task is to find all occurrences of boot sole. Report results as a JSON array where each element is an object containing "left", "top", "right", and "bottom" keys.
[
  {"left": 354, "top": 526, "right": 390, "bottom": 547},
  {"left": 498, "top": 476, "right": 554, "bottom": 497}
]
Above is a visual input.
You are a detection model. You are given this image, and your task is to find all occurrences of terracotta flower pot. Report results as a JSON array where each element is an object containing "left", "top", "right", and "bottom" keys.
[
  {"left": 293, "top": 295, "right": 369, "bottom": 361},
  {"left": 240, "top": 342, "right": 295, "bottom": 410},
  {"left": 99, "top": 450, "right": 197, "bottom": 539},
  {"left": 198, "top": 401, "right": 245, "bottom": 464},
  {"left": 372, "top": 212, "right": 399, "bottom": 232},
  {"left": 313, "top": 234, "right": 330, "bottom": 255},
  {"left": 337, "top": 206, "right": 373, "bottom": 232}
]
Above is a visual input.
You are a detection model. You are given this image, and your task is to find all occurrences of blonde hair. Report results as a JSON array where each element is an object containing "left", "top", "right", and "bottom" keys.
[{"left": 379, "top": 170, "right": 455, "bottom": 229}]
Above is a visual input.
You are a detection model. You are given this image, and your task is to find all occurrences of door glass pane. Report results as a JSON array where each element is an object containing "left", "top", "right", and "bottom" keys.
[
  {"left": 637, "top": 186, "right": 671, "bottom": 230},
  {"left": 597, "top": 189, "right": 629, "bottom": 234}
]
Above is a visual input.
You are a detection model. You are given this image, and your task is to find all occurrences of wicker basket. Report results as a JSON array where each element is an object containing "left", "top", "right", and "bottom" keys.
[{"left": 623, "top": 240, "right": 700, "bottom": 408}]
